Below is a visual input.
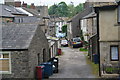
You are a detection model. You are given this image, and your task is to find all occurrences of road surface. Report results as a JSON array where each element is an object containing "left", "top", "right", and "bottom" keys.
[{"left": 49, "top": 47, "right": 96, "bottom": 79}]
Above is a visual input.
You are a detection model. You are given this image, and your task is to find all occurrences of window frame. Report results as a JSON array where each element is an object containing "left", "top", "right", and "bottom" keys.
[
  {"left": 43, "top": 49, "right": 46, "bottom": 62},
  {"left": 110, "top": 45, "right": 119, "bottom": 61},
  {"left": 118, "top": 5, "right": 120, "bottom": 24},
  {"left": 0, "top": 52, "right": 11, "bottom": 74}
]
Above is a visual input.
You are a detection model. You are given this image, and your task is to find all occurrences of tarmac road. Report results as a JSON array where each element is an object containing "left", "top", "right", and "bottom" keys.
[{"left": 49, "top": 47, "right": 96, "bottom": 79}]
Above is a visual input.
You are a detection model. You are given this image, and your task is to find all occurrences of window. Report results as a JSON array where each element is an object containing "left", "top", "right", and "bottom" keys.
[
  {"left": 38, "top": 10, "right": 40, "bottom": 12},
  {"left": 21, "top": 18, "right": 23, "bottom": 23},
  {"left": 19, "top": 19, "right": 21, "bottom": 23},
  {"left": 43, "top": 49, "right": 46, "bottom": 62},
  {"left": 4, "top": 8, "right": 11, "bottom": 12},
  {"left": 0, "top": 52, "right": 11, "bottom": 74},
  {"left": 49, "top": 49, "right": 51, "bottom": 58},
  {"left": 110, "top": 46, "right": 119, "bottom": 61},
  {"left": 118, "top": 5, "right": 120, "bottom": 23},
  {"left": 37, "top": 53, "right": 40, "bottom": 65}
]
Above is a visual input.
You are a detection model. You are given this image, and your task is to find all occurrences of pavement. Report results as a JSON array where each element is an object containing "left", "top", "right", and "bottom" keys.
[{"left": 48, "top": 47, "right": 96, "bottom": 79}]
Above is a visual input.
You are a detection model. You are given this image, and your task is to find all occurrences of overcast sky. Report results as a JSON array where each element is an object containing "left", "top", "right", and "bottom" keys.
[
  {"left": 0, "top": 0, "right": 87, "bottom": 6},
  {"left": 19, "top": 0, "right": 87, "bottom": 6}
]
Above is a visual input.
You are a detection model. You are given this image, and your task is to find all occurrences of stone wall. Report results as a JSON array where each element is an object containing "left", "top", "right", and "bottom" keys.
[
  {"left": 88, "top": 35, "right": 98, "bottom": 61},
  {"left": 2, "top": 51, "right": 29, "bottom": 78},
  {"left": 2, "top": 25, "right": 50, "bottom": 78},
  {"left": 100, "top": 41, "right": 120, "bottom": 73},
  {"left": 35, "top": 6, "right": 48, "bottom": 18},
  {"left": 27, "top": 25, "right": 50, "bottom": 78},
  {"left": 71, "top": 17, "right": 81, "bottom": 38}
]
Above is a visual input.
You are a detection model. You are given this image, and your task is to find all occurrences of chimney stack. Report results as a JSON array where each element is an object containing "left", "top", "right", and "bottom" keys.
[
  {"left": 30, "top": 3, "right": 35, "bottom": 9},
  {"left": 22, "top": 1, "right": 27, "bottom": 8},
  {"left": 15, "top": 1, "right": 21, "bottom": 7},
  {"left": 5, "top": 0, "right": 15, "bottom": 6}
]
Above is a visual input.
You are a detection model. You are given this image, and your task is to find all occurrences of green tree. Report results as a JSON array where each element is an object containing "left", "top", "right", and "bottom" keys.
[
  {"left": 67, "top": 2, "right": 76, "bottom": 17},
  {"left": 48, "top": 4, "right": 58, "bottom": 15},
  {"left": 62, "top": 25, "right": 67, "bottom": 36},
  {"left": 80, "top": 30, "right": 84, "bottom": 41},
  {"left": 75, "top": 3, "right": 83, "bottom": 14},
  {"left": 57, "top": 2, "right": 68, "bottom": 17},
  {"left": 48, "top": 2, "right": 83, "bottom": 17},
  {"left": 48, "top": 2, "right": 69, "bottom": 17}
]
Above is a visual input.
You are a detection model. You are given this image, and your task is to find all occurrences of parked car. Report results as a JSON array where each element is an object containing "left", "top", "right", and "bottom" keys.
[
  {"left": 71, "top": 37, "right": 83, "bottom": 48},
  {"left": 61, "top": 40, "right": 68, "bottom": 47}
]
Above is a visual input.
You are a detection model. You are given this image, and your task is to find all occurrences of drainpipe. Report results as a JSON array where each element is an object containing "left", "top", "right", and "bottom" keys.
[{"left": 95, "top": 7, "right": 101, "bottom": 77}]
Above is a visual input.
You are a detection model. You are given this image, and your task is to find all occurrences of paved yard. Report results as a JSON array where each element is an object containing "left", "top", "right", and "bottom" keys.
[{"left": 49, "top": 47, "right": 96, "bottom": 79}]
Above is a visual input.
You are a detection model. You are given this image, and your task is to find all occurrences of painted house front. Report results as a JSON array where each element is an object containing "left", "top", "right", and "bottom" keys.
[{"left": 95, "top": 3, "right": 120, "bottom": 77}]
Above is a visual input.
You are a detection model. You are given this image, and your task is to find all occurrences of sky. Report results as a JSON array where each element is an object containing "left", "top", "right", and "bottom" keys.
[
  {"left": 18, "top": 0, "right": 87, "bottom": 6},
  {"left": 0, "top": 0, "right": 87, "bottom": 7}
]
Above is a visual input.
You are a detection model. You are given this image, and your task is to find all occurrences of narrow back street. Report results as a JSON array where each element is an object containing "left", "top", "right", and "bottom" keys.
[
  {"left": 1, "top": 0, "right": 120, "bottom": 79},
  {"left": 49, "top": 47, "right": 96, "bottom": 78}
]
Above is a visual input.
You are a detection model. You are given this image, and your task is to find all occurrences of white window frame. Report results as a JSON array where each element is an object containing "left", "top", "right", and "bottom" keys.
[
  {"left": 110, "top": 46, "right": 119, "bottom": 61},
  {"left": 0, "top": 52, "right": 11, "bottom": 74}
]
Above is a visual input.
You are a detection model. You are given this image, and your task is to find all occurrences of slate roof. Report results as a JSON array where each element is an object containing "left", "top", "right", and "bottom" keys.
[
  {"left": 72, "top": 7, "right": 93, "bottom": 20},
  {"left": 50, "top": 16, "right": 69, "bottom": 22},
  {"left": 82, "top": 12, "right": 96, "bottom": 19},
  {"left": 0, "top": 4, "right": 27, "bottom": 17},
  {"left": 23, "top": 8, "right": 41, "bottom": 17},
  {"left": 16, "top": 7, "right": 33, "bottom": 16},
  {"left": 1, "top": 23, "right": 38, "bottom": 49}
]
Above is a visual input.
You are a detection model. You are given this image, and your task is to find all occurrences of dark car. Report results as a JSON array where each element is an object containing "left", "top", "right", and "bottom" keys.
[{"left": 71, "top": 37, "right": 83, "bottom": 48}]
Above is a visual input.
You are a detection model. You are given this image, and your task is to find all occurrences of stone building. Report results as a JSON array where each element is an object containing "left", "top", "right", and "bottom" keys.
[
  {"left": 47, "top": 36, "right": 59, "bottom": 58},
  {"left": 79, "top": 0, "right": 116, "bottom": 64},
  {"left": 22, "top": 5, "right": 49, "bottom": 34},
  {"left": 67, "top": 7, "right": 92, "bottom": 41},
  {"left": 0, "top": 4, "right": 39, "bottom": 24},
  {"left": 94, "top": 2, "right": 120, "bottom": 77},
  {"left": 1, "top": 23, "right": 50, "bottom": 79},
  {"left": 0, "top": 4, "right": 28, "bottom": 23},
  {"left": 4, "top": 0, "right": 15, "bottom": 6},
  {"left": 81, "top": 12, "right": 97, "bottom": 62}
]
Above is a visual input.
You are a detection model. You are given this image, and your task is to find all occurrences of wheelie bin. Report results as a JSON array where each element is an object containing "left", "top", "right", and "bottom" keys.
[
  {"left": 36, "top": 66, "right": 44, "bottom": 80},
  {"left": 93, "top": 54, "right": 99, "bottom": 64},
  {"left": 40, "top": 62, "right": 53, "bottom": 78},
  {"left": 57, "top": 48, "right": 62, "bottom": 55},
  {"left": 48, "top": 57, "right": 59, "bottom": 73}
]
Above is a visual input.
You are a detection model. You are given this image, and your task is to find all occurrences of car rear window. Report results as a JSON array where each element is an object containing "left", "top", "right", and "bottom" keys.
[
  {"left": 61, "top": 40, "right": 67, "bottom": 43},
  {"left": 73, "top": 38, "right": 80, "bottom": 42}
]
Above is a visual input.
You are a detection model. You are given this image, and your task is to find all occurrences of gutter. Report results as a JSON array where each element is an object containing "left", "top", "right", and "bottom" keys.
[
  {"left": 67, "top": 20, "right": 72, "bottom": 23},
  {"left": 0, "top": 49, "right": 28, "bottom": 51},
  {"left": 88, "top": 34, "right": 97, "bottom": 40}
]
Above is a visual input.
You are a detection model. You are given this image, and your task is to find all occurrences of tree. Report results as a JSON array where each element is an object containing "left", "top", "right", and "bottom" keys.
[
  {"left": 48, "top": 2, "right": 69, "bottom": 17},
  {"left": 80, "top": 30, "right": 84, "bottom": 41},
  {"left": 48, "top": 2, "right": 84, "bottom": 17},
  {"left": 62, "top": 25, "right": 67, "bottom": 36},
  {"left": 75, "top": 3, "right": 83, "bottom": 14},
  {"left": 57, "top": 2, "right": 68, "bottom": 17},
  {"left": 67, "top": 2, "right": 76, "bottom": 17},
  {"left": 48, "top": 4, "right": 58, "bottom": 15}
]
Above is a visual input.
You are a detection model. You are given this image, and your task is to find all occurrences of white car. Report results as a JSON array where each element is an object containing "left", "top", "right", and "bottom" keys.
[{"left": 61, "top": 40, "right": 68, "bottom": 47}]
